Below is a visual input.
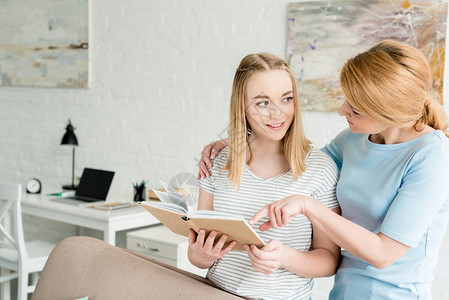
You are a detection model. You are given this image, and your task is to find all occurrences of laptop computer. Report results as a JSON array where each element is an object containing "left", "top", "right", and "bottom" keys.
[{"left": 57, "top": 168, "right": 115, "bottom": 204}]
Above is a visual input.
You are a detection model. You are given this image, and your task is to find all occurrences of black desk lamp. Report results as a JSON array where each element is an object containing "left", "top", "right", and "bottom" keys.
[{"left": 61, "top": 119, "right": 78, "bottom": 190}]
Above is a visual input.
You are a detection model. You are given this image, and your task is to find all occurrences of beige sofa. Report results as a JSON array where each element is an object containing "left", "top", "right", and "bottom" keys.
[{"left": 31, "top": 236, "right": 244, "bottom": 300}]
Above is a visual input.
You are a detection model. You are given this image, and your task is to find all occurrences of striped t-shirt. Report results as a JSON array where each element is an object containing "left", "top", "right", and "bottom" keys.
[{"left": 198, "top": 146, "right": 339, "bottom": 300}]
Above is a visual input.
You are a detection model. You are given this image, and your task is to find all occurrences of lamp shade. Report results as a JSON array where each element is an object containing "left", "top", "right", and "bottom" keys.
[{"left": 61, "top": 120, "right": 78, "bottom": 146}]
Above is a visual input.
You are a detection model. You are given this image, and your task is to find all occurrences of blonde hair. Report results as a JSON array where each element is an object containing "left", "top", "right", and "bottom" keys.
[
  {"left": 340, "top": 39, "right": 449, "bottom": 137},
  {"left": 225, "top": 52, "right": 311, "bottom": 188}
]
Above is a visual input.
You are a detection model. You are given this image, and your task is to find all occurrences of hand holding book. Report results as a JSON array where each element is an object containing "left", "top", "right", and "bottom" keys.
[
  {"left": 188, "top": 228, "right": 237, "bottom": 268},
  {"left": 140, "top": 181, "right": 265, "bottom": 251}
]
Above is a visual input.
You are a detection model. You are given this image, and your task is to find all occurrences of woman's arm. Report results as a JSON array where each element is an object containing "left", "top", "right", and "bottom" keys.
[
  {"left": 290, "top": 206, "right": 341, "bottom": 277},
  {"left": 306, "top": 201, "right": 409, "bottom": 269},
  {"left": 250, "top": 196, "right": 409, "bottom": 269},
  {"left": 246, "top": 207, "right": 341, "bottom": 277},
  {"left": 198, "top": 139, "right": 229, "bottom": 179},
  {"left": 188, "top": 189, "right": 236, "bottom": 268},
  {"left": 197, "top": 188, "right": 214, "bottom": 210}
]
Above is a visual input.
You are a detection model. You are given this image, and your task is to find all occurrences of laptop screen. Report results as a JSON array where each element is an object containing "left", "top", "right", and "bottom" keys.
[{"left": 75, "top": 168, "right": 115, "bottom": 200}]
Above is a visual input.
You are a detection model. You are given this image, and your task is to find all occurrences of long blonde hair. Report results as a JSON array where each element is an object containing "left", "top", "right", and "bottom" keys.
[
  {"left": 225, "top": 52, "right": 311, "bottom": 188},
  {"left": 340, "top": 39, "right": 448, "bottom": 137}
]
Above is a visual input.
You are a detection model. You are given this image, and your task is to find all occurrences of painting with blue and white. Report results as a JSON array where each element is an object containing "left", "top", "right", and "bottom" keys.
[
  {"left": 288, "top": 1, "right": 447, "bottom": 111},
  {"left": 0, "top": 0, "right": 88, "bottom": 88}
]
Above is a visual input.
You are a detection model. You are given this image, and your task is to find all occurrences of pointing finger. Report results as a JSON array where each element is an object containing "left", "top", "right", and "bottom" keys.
[{"left": 249, "top": 206, "right": 268, "bottom": 225}]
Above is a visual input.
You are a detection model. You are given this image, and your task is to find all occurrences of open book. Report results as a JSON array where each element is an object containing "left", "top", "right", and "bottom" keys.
[{"left": 140, "top": 182, "right": 265, "bottom": 251}]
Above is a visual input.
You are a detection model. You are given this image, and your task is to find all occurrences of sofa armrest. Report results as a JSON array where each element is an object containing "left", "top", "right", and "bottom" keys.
[{"left": 31, "top": 236, "right": 244, "bottom": 300}]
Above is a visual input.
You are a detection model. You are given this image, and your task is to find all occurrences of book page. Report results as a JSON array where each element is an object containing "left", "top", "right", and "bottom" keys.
[
  {"left": 151, "top": 189, "right": 188, "bottom": 211},
  {"left": 155, "top": 181, "right": 189, "bottom": 212},
  {"left": 160, "top": 181, "right": 186, "bottom": 201},
  {"left": 142, "top": 201, "right": 187, "bottom": 215}
]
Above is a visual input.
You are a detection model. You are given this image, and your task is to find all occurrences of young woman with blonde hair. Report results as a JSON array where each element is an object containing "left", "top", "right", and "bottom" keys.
[
  {"left": 189, "top": 52, "right": 341, "bottom": 300},
  {"left": 198, "top": 40, "right": 449, "bottom": 299}
]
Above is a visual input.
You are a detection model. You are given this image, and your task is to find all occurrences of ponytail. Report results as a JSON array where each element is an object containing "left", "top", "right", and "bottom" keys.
[{"left": 415, "top": 97, "right": 449, "bottom": 138}]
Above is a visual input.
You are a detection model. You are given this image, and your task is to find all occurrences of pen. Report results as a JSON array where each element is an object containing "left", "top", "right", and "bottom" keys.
[{"left": 46, "top": 191, "right": 75, "bottom": 197}]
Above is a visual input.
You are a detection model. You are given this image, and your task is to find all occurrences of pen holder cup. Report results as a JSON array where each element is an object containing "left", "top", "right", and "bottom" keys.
[{"left": 133, "top": 185, "right": 146, "bottom": 202}]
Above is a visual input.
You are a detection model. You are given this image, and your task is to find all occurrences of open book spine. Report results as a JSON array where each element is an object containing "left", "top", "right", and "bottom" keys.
[{"left": 141, "top": 204, "right": 193, "bottom": 237}]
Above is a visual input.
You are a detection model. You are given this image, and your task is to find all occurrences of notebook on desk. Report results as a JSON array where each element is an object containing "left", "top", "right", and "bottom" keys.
[{"left": 53, "top": 168, "right": 115, "bottom": 205}]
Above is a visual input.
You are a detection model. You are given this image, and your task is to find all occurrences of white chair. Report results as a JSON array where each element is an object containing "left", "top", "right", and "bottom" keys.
[{"left": 0, "top": 183, "right": 55, "bottom": 300}]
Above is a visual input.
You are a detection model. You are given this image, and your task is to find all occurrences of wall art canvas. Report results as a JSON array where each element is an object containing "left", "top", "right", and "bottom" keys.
[
  {"left": 0, "top": 0, "right": 89, "bottom": 88},
  {"left": 287, "top": 0, "right": 448, "bottom": 111}
]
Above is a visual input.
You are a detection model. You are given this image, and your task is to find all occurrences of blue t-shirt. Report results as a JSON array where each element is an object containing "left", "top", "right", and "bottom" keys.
[{"left": 322, "top": 129, "right": 449, "bottom": 300}]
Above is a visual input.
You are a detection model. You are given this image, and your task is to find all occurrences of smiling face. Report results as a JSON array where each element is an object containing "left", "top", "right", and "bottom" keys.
[
  {"left": 244, "top": 69, "right": 295, "bottom": 143},
  {"left": 338, "top": 100, "right": 388, "bottom": 134}
]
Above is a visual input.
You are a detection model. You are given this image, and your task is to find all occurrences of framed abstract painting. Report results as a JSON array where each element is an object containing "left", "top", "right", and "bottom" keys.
[
  {"left": 287, "top": 1, "right": 448, "bottom": 111},
  {"left": 0, "top": 0, "right": 89, "bottom": 88}
]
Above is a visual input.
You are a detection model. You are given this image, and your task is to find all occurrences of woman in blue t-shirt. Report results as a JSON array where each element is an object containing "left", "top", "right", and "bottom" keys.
[{"left": 198, "top": 40, "right": 449, "bottom": 299}]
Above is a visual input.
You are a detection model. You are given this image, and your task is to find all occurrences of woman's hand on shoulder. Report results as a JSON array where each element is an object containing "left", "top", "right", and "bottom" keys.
[
  {"left": 188, "top": 229, "right": 236, "bottom": 269},
  {"left": 245, "top": 240, "right": 287, "bottom": 274},
  {"left": 249, "top": 195, "right": 311, "bottom": 231},
  {"left": 197, "top": 138, "right": 229, "bottom": 179}
]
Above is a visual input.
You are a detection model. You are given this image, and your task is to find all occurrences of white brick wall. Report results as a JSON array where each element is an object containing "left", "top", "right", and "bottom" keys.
[{"left": 0, "top": 1, "right": 448, "bottom": 299}]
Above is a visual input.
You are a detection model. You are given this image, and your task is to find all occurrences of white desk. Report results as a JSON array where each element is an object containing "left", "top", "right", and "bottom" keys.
[{"left": 21, "top": 192, "right": 160, "bottom": 246}]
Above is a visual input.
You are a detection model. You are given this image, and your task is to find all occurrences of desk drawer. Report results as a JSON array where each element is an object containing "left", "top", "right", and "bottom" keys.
[
  {"left": 126, "top": 226, "right": 207, "bottom": 277},
  {"left": 127, "top": 236, "right": 178, "bottom": 260}
]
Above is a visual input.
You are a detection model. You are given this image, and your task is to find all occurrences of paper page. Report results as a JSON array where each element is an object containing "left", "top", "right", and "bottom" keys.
[
  {"left": 151, "top": 189, "right": 172, "bottom": 203},
  {"left": 142, "top": 201, "right": 187, "bottom": 215},
  {"left": 151, "top": 188, "right": 187, "bottom": 212},
  {"left": 159, "top": 181, "right": 189, "bottom": 212}
]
